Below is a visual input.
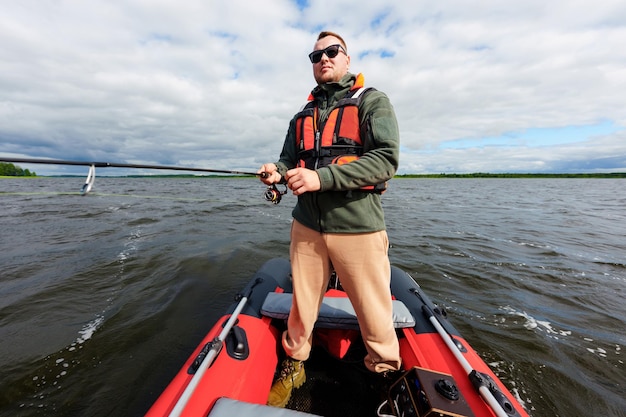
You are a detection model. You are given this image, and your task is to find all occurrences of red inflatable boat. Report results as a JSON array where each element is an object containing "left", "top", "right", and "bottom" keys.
[{"left": 146, "top": 258, "right": 529, "bottom": 417}]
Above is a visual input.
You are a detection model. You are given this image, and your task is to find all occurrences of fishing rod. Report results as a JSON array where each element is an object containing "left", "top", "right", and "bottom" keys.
[
  {"left": 1, "top": 156, "right": 285, "bottom": 202},
  {"left": 1, "top": 157, "right": 263, "bottom": 176}
]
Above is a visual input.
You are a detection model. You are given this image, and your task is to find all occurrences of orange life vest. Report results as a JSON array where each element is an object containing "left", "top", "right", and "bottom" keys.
[{"left": 294, "top": 74, "right": 386, "bottom": 193}]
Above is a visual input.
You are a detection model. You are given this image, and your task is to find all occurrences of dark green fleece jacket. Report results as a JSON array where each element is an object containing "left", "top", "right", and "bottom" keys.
[{"left": 275, "top": 72, "right": 399, "bottom": 233}]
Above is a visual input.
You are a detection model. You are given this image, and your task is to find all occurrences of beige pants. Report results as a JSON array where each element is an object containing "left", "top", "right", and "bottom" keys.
[{"left": 282, "top": 220, "right": 401, "bottom": 373}]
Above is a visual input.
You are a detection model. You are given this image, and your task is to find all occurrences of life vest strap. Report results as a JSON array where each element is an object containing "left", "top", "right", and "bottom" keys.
[{"left": 294, "top": 74, "right": 387, "bottom": 193}]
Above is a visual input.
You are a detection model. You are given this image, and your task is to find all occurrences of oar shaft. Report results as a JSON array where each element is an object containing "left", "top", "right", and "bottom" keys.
[
  {"left": 168, "top": 295, "right": 249, "bottom": 417},
  {"left": 422, "top": 304, "right": 511, "bottom": 417}
]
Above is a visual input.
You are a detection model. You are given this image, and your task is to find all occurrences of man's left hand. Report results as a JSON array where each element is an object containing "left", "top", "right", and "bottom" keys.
[{"left": 285, "top": 167, "right": 321, "bottom": 195}]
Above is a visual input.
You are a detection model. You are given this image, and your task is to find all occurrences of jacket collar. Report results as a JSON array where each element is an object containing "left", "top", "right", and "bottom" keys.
[{"left": 309, "top": 72, "right": 357, "bottom": 101}]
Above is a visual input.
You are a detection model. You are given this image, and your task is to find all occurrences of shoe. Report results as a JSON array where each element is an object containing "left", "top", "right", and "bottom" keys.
[
  {"left": 370, "top": 368, "right": 404, "bottom": 396},
  {"left": 267, "top": 358, "right": 306, "bottom": 408},
  {"left": 381, "top": 369, "right": 403, "bottom": 382}
]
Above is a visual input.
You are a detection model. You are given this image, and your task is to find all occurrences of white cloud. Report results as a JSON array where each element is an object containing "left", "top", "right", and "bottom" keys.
[{"left": 1, "top": 0, "right": 625, "bottom": 175}]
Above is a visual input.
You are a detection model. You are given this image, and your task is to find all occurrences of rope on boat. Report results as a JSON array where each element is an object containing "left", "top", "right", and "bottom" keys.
[{"left": 376, "top": 399, "right": 396, "bottom": 417}]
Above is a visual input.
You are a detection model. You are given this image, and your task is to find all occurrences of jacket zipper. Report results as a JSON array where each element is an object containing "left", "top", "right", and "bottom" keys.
[{"left": 311, "top": 105, "right": 325, "bottom": 231}]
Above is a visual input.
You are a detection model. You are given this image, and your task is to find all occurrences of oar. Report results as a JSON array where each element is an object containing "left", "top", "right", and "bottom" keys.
[
  {"left": 419, "top": 300, "right": 519, "bottom": 417},
  {"left": 167, "top": 278, "right": 262, "bottom": 417}
]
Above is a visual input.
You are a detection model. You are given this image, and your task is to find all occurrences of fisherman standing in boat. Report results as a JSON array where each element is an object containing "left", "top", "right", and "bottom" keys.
[{"left": 259, "top": 31, "right": 401, "bottom": 408}]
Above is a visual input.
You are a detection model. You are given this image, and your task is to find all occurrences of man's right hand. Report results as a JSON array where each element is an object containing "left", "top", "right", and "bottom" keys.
[{"left": 257, "top": 163, "right": 282, "bottom": 185}]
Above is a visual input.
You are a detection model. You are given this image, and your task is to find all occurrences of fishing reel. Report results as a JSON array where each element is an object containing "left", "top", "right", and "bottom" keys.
[{"left": 264, "top": 184, "right": 287, "bottom": 205}]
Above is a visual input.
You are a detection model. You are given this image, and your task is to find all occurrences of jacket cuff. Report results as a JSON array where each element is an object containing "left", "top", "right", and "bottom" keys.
[
  {"left": 317, "top": 167, "right": 333, "bottom": 192},
  {"left": 275, "top": 162, "right": 288, "bottom": 179}
]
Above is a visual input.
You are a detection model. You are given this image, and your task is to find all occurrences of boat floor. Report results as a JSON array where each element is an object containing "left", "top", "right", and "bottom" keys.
[{"left": 283, "top": 337, "right": 392, "bottom": 417}]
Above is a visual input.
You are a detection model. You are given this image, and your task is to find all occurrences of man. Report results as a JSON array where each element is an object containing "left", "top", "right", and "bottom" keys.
[{"left": 258, "top": 31, "right": 401, "bottom": 408}]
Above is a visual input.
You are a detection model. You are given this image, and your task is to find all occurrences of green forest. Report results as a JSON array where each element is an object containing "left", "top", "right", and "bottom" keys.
[{"left": 0, "top": 162, "right": 37, "bottom": 177}]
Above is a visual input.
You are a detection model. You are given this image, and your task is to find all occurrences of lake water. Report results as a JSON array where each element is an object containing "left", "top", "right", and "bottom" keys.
[{"left": 0, "top": 177, "right": 624, "bottom": 417}]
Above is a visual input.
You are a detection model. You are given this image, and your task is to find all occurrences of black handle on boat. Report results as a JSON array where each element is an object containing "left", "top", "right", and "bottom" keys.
[
  {"left": 468, "top": 371, "right": 520, "bottom": 416},
  {"left": 167, "top": 278, "right": 263, "bottom": 416},
  {"left": 420, "top": 303, "right": 518, "bottom": 417}
]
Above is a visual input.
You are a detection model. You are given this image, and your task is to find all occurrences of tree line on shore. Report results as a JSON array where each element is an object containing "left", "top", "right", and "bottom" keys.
[
  {"left": 395, "top": 172, "right": 626, "bottom": 178},
  {"left": 0, "top": 162, "right": 36, "bottom": 177}
]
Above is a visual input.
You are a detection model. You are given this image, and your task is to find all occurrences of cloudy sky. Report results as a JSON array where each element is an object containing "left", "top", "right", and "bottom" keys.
[{"left": 2, "top": 0, "right": 625, "bottom": 176}]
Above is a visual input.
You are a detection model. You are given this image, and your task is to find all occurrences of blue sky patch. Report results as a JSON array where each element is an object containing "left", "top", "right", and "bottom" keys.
[
  {"left": 359, "top": 48, "right": 395, "bottom": 60},
  {"left": 292, "top": 0, "right": 309, "bottom": 11},
  {"left": 370, "top": 9, "right": 391, "bottom": 29},
  {"left": 440, "top": 120, "right": 621, "bottom": 150}
]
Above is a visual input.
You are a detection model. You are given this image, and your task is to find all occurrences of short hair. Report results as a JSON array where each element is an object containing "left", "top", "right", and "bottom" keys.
[{"left": 317, "top": 31, "right": 347, "bottom": 52}]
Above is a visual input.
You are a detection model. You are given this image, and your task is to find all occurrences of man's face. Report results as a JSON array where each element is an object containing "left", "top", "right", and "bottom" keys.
[{"left": 311, "top": 36, "right": 350, "bottom": 85}]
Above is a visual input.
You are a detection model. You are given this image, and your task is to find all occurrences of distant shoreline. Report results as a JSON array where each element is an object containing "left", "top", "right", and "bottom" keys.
[
  {"left": 2, "top": 172, "right": 625, "bottom": 179},
  {"left": 395, "top": 172, "right": 626, "bottom": 178}
]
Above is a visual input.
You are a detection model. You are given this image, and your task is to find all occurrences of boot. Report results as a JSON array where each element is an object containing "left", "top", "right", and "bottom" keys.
[{"left": 267, "top": 358, "right": 306, "bottom": 408}]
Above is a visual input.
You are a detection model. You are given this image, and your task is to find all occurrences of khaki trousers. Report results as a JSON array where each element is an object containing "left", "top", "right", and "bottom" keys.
[{"left": 282, "top": 219, "right": 401, "bottom": 373}]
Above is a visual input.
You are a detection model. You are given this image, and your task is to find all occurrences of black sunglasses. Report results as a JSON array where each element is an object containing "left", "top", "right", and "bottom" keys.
[{"left": 308, "top": 44, "right": 346, "bottom": 64}]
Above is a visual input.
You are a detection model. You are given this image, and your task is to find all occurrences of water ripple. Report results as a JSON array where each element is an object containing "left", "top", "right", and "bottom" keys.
[{"left": 1, "top": 177, "right": 624, "bottom": 417}]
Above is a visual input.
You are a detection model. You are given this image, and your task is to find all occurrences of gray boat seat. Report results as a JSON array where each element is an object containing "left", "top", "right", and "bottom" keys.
[
  {"left": 260, "top": 292, "right": 415, "bottom": 329},
  {"left": 208, "top": 397, "right": 320, "bottom": 417}
]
